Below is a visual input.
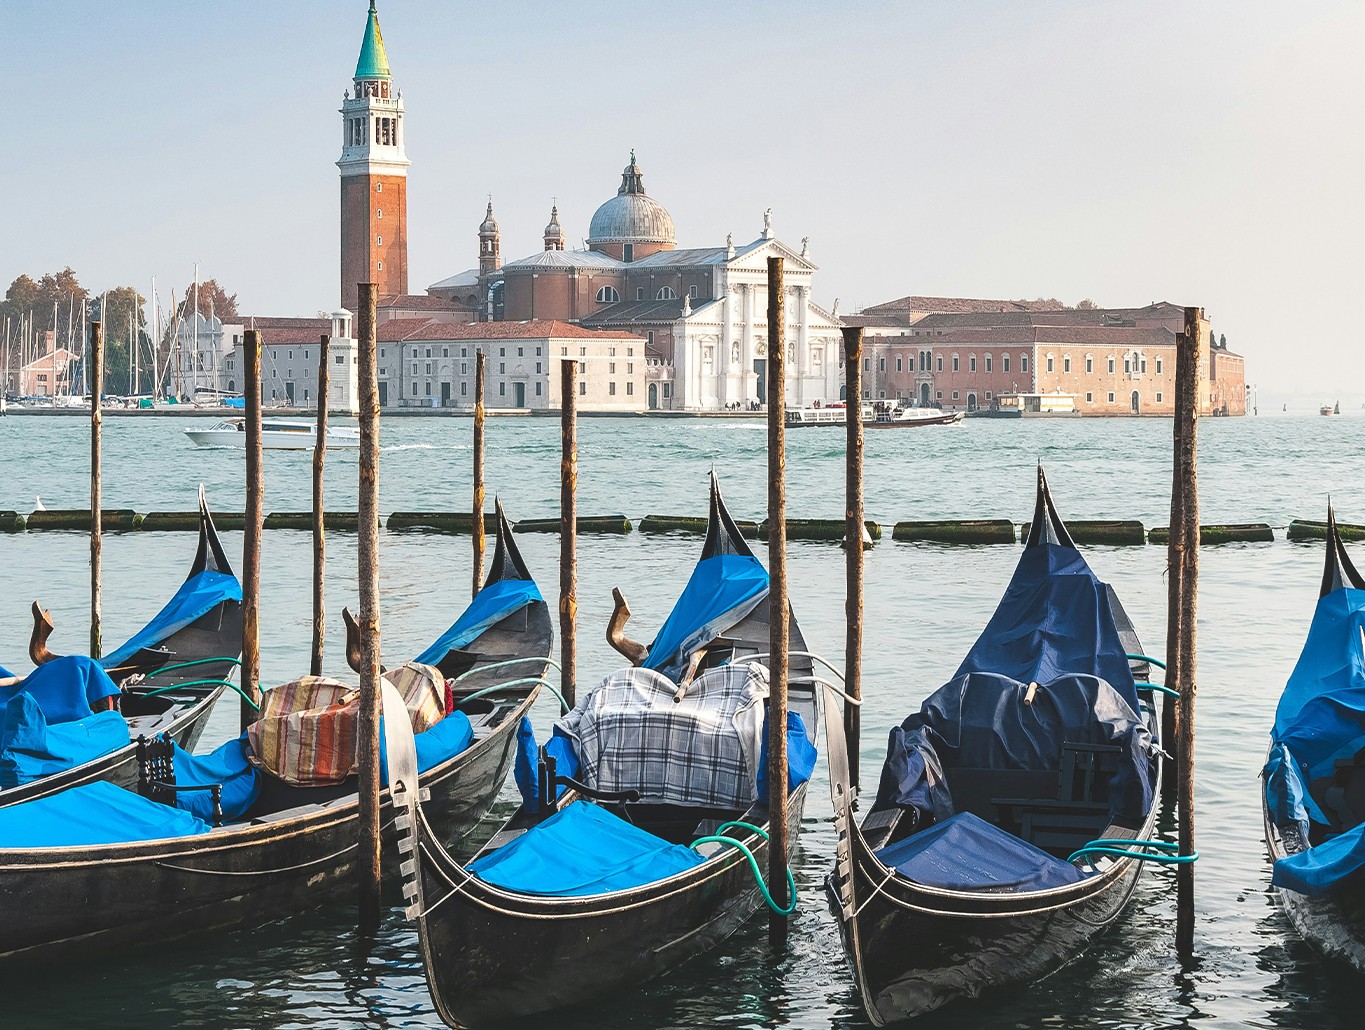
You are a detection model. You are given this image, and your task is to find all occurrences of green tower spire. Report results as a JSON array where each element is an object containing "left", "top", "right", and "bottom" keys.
[{"left": 354, "top": 1, "right": 391, "bottom": 81}]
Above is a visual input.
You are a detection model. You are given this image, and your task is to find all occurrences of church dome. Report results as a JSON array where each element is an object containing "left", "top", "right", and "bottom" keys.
[
  {"left": 479, "top": 200, "right": 499, "bottom": 235},
  {"left": 587, "top": 155, "right": 675, "bottom": 247}
]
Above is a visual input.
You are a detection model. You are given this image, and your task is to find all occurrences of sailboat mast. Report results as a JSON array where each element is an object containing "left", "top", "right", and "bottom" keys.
[
  {"left": 150, "top": 276, "right": 160, "bottom": 403},
  {"left": 65, "top": 292, "right": 74, "bottom": 398},
  {"left": 51, "top": 300, "right": 58, "bottom": 400},
  {"left": 192, "top": 263, "right": 200, "bottom": 401}
]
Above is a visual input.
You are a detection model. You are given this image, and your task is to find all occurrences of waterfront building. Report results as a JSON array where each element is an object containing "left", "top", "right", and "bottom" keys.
[
  {"left": 220, "top": 314, "right": 361, "bottom": 413},
  {"left": 18, "top": 333, "right": 78, "bottom": 396},
  {"left": 845, "top": 298, "right": 1246, "bottom": 416}
]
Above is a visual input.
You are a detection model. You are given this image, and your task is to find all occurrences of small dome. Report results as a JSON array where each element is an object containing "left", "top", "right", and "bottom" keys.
[
  {"left": 587, "top": 155, "right": 675, "bottom": 247},
  {"left": 479, "top": 200, "right": 498, "bottom": 235},
  {"left": 543, "top": 204, "right": 564, "bottom": 240}
]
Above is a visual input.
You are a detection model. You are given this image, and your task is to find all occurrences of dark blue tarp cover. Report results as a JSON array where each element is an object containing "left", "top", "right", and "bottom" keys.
[
  {"left": 414, "top": 578, "right": 542, "bottom": 667},
  {"left": 876, "top": 810, "right": 1085, "bottom": 892},
  {"left": 0, "top": 698, "right": 130, "bottom": 789},
  {"left": 1265, "top": 586, "right": 1365, "bottom": 894},
  {"left": 956, "top": 542, "right": 1140, "bottom": 714},
  {"left": 756, "top": 711, "right": 817, "bottom": 803},
  {"left": 513, "top": 716, "right": 579, "bottom": 809},
  {"left": 171, "top": 734, "right": 262, "bottom": 822},
  {"left": 102, "top": 569, "right": 243, "bottom": 668},
  {"left": 380, "top": 710, "right": 475, "bottom": 785},
  {"left": 644, "top": 554, "right": 768, "bottom": 682},
  {"left": 0, "top": 655, "right": 121, "bottom": 723},
  {"left": 468, "top": 799, "right": 704, "bottom": 895},
  {"left": 875, "top": 672, "right": 1154, "bottom": 824},
  {"left": 0, "top": 779, "right": 210, "bottom": 848}
]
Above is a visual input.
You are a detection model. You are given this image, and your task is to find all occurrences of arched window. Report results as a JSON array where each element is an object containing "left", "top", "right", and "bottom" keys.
[
  {"left": 595, "top": 286, "right": 620, "bottom": 303},
  {"left": 656, "top": 286, "right": 677, "bottom": 300}
]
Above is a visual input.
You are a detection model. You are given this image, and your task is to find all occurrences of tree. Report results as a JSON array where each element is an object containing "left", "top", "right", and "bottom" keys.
[
  {"left": 1076, "top": 298, "right": 1098, "bottom": 310},
  {"left": 90, "top": 285, "right": 147, "bottom": 394},
  {"left": 177, "top": 277, "right": 240, "bottom": 323}
]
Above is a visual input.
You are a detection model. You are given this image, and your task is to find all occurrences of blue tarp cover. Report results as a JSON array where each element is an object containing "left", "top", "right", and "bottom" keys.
[
  {"left": 381, "top": 710, "right": 475, "bottom": 785},
  {"left": 756, "top": 711, "right": 817, "bottom": 803},
  {"left": 512, "top": 716, "right": 579, "bottom": 809},
  {"left": 0, "top": 655, "right": 121, "bottom": 723},
  {"left": 0, "top": 779, "right": 210, "bottom": 848},
  {"left": 1265, "top": 586, "right": 1365, "bottom": 894},
  {"left": 468, "top": 799, "right": 705, "bottom": 896},
  {"left": 414, "top": 578, "right": 542, "bottom": 667},
  {"left": 956, "top": 542, "right": 1140, "bottom": 714},
  {"left": 0, "top": 696, "right": 130, "bottom": 789},
  {"left": 102, "top": 569, "right": 243, "bottom": 668},
  {"left": 876, "top": 810, "right": 1085, "bottom": 892},
  {"left": 172, "top": 734, "right": 262, "bottom": 822},
  {"left": 644, "top": 554, "right": 768, "bottom": 682},
  {"left": 875, "top": 672, "right": 1154, "bottom": 824}
]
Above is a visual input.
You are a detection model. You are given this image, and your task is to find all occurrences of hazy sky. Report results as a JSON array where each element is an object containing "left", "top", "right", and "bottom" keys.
[{"left": 5, "top": 1, "right": 1363, "bottom": 395}]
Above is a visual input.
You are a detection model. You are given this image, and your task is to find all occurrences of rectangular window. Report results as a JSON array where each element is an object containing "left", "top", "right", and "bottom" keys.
[
  {"left": 896, "top": 357, "right": 903, "bottom": 372},
  {"left": 1108, "top": 391, "right": 1116, "bottom": 402},
  {"left": 936, "top": 356, "right": 943, "bottom": 372},
  {"left": 536, "top": 382, "right": 542, "bottom": 396},
  {"left": 626, "top": 382, "right": 634, "bottom": 395},
  {"left": 411, "top": 362, "right": 418, "bottom": 374},
  {"left": 579, "top": 347, "right": 586, "bottom": 356},
  {"left": 663, "top": 383, "right": 671, "bottom": 398},
  {"left": 646, "top": 331, "right": 654, "bottom": 346},
  {"left": 609, "top": 362, "right": 616, "bottom": 374},
  {"left": 1108, "top": 356, "right": 1116, "bottom": 373},
  {"left": 579, "top": 381, "right": 586, "bottom": 396},
  {"left": 579, "top": 361, "right": 586, "bottom": 373},
  {"left": 1156, "top": 392, "right": 1164, "bottom": 402},
  {"left": 1140, "top": 358, "right": 1147, "bottom": 373},
  {"left": 1003, "top": 355, "right": 1010, "bottom": 373},
  {"left": 536, "top": 362, "right": 542, "bottom": 373},
  {"left": 425, "top": 348, "right": 432, "bottom": 358},
  {"left": 500, "top": 347, "right": 506, "bottom": 357},
  {"left": 1021, "top": 355, "right": 1029, "bottom": 373},
  {"left": 426, "top": 362, "right": 433, "bottom": 375},
  {"left": 609, "top": 382, "right": 616, "bottom": 396},
  {"left": 517, "top": 347, "right": 524, "bottom": 356},
  {"left": 952, "top": 391, "right": 959, "bottom": 400},
  {"left": 1156, "top": 357, "right": 1164, "bottom": 374},
  {"left": 969, "top": 356, "right": 977, "bottom": 372},
  {"left": 636, "top": 287, "right": 646, "bottom": 301},
  {"left": 336, "top": 355, "right": 345, "bottom": 365},
  {"left": 410, "top": 382, "right": 417, "bottom": 396},
  {"left": 688, "top": 285, "right": 698, "bottom": 299},
  {"left": 461, "top": 362, "right": 467, "bottom": 375},
  {"left": 863, "top": 357, "right": 870, "bottom": 371},
  {"left": 936, "top": 391, "right": 943, "bottom": 400},
  {"left": 878, "top": 357, "right": 886, "bottom": 372},
  {"left": 499, "top": 363, "right": 506, "bottom": 374},
  {"left": 443, "top": 348, "right": 449, "bottom": 357},
  {"left": 952, "top": 356, "right": 959, "bottom": 371},
  {"left": 1046, "top": 356, "right": 1054, "bottom": 373},
  {"left": 1125, "top": 358, "right": 1132, "bottom": 374},
  {"left": 1086, "top": 392, "right": 1093, "bottom": 402},
  {"left": 461, "top": 382, "right": 467, "bottom": 396},
  {"left": 425, "top": 382, "right": 431, "bottom": 396},
  {"left": 1086, "top": 357, "right": 1093, "bottom": 373},
  {"left": 985, "top": 355, "right": 992, "bottom": 372},
  {"left": 1063, "top": 357, "right": 1071, "bottom": 373},
  {"left": 627, "top": 363, "right": 633, "bottom": 373},
  {"left": 499, "top": 382, "right": 506, "bottom": 396},
  {"left": 985, "top": 391, "right": 992, "bottom": 399}
]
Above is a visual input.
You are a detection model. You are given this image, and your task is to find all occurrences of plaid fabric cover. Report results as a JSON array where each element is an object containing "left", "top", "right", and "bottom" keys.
[
  {"left": 247, "top": 663, "right": 447, "bottom": 786},
  {"left": 558, "top": 663, "right": 768, "bottom": 808}
]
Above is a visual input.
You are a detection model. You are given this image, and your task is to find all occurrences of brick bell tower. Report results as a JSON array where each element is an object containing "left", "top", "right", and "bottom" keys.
[{"left": 338, "top": 1, "right": 409, "bottom": 310}]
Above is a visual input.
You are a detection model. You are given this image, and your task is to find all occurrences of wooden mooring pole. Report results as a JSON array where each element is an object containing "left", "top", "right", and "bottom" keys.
[
  {"left": 356, "top": 284, "right": 383, "bottom": 933},
  {"left": 560, "top": 358, "right": 578, "bottom": 707},
  {"left": 311, "top": 333, "right": 330, "bottom": 676},
  {"left": 1161, "top": 329, "right": 1186, "bottom": 803},
  {"left": 241, "top": 329, "right": 263, "bottom": 730},
  {"left": 89, "top": 319, "right": 103, "bottom": 659},
  {"left": 1174, "top": 306, "right": 1202, "bottom": 961},
  {"left": 842, "top": 325, "right": 864, "bottom": 792},
  {"left": 766, "top": 256, "right": 791, "bottom": 951},
  {"left": 473, "top": 351, "right": 486, "bottom": 597}
]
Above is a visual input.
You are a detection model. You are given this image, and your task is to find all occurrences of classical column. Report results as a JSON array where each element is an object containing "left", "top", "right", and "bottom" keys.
[
  {"left": 741, "top": 284, "right": 755, "bottom": 402},
  {"left": 797, "top": 284, "right": 810, "bottom": 406},
  {"left": 719, "top": 283, "right": 733, "bottom": 408}
]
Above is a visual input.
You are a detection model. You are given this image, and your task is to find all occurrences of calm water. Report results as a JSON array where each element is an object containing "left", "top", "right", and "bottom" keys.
[{"left": 1, "top": 411, "right": 1363, "bottom": 1029}]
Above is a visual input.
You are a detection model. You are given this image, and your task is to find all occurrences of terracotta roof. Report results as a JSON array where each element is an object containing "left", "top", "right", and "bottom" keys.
[
  {"left": 1032, "top": 325, "right": 1176, "bottom": 347},
  {"left": 579, "top": 299, "right": 686, "bottom": 326},
  {"left": 376, "top": 318, "right": 437, "bottom": 342},
  {"left": 398, "top": 320, "right": 644, "bottom": 342},
  {"left": 378, "top": 294, "right": 462, "bottom": 310},
  {"left": 241, "top": 316, "right": 331, "bottom": 346},
  {"left": 862, "top": 296, "right": 1067, "bottom": 317},
  {"left": 20, "top": 347, "right": 80, "bottom": 369}
]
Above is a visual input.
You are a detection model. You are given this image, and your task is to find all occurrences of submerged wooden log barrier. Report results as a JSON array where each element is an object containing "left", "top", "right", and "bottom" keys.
[
  {"left": 1287, "top": 518, "right": 1365, "bottom": 542},
  {"left": 560, "top": 358, "right": 578, "bottom": 707},
  {"left": 843, "top": 325, "right": 865, "bottom": 793},
  {"left": 26, "top": 509, "right": 140, "bottom": 531},
  {"left": 473, "top": 352, "right": 486, "bottom": 598},
  {"left": 387, "top": 511, "right": 488, "bottom": 533},
  {"left": 758, "top": 518, "right": 881, "bottom": 543},
  {"left": 1149, "top": 523, "right": 1272, "bottom": 545},
  {"left": 766, "top": 255, "right": 791, "bottom": 951},
  {"left": 638, "top": 514, "right": 762, "bottom": 538},
  {"left": 1173, "top": 306, "right": 1202, "bottom": 962},
  {"left": 517, "top": 515, "right": 632, "bottom": 535},
  {"left": 89, "top": 319, "right": 103, "bottom": 660},
  {"left": 892, "top": 519, "right": 1015, "bottom": 544},
  {"left": 138, "top": 511, "right": 247, "bottom": 532},
  {"left": 241, "top": 328, "right": 264, "bottom": 732},
  {"left": 0, "top": 511, "right": 26, "bottom": 532},
  {"left": 355, "top": 283, "right": 383, "bottom": 934},
  {"left": 312, "top": 333, "right": 330, "bottom": 678},
  {"left": 264, "top": 511, "right": 371, "bottom": 531},
  {"left": 1020, "top": 519, "right": 1146, "bottom": 545}
]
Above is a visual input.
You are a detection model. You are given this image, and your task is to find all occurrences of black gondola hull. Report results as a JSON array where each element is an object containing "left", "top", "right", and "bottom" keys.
[
  {"left": 0, "top": 687, "right": 532, "bottom": 965},
  {"left": 1264, "top": 806, "right": 1365, "bottom": 971},
  {"left": 414, "top": 785, "right": 807, "bottom": 1027}
]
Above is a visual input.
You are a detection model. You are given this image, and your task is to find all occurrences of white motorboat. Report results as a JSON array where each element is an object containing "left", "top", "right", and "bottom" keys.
[{"left": 184, "top": 418, "right": 360, "bottom": 450}]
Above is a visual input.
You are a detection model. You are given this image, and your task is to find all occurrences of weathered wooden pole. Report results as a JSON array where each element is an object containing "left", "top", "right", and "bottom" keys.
[
  {"left": 1174, "top": 305, "right": 1202, "bottom": 962},
  {"left": 1161, "top": 331, "right": 1187, "bottom": 802},
  {"left": 311, "top": 333, "right": 330, "bottom": 676},
  {"left": 766, "top": 256, "right": 791, "bottom": 950},
  {"left": 356, "top": 284, "right": 383, "bottom": 933},
  {"left": 89, "top": 319, "right": 103, "bottom": 659},
  {"left": 241, "top": 329, "right": 263, "bottom": 730},
  {"left": 472, "top": 351, "right": 486, "bottom": 597},
  {"left": 842, "top": 325, "right": 864, "bottom": 792},
  {"left": 560, "top": 358, "right": 578, "bottom": 706}
]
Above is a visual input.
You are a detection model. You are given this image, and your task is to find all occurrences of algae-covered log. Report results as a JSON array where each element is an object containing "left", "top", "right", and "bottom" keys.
[{"left": 892, "top": 519, "right": 1015, "bottom": 544}]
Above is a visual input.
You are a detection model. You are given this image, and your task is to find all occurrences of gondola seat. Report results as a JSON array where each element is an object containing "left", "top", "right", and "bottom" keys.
[{"left": 466, "top": 799, "right": 704, "bottom": 897}]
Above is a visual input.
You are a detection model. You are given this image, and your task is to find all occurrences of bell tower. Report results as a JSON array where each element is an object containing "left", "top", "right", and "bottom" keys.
[{"left": 338, "top": 1, "right": 409, "bottom": 310}]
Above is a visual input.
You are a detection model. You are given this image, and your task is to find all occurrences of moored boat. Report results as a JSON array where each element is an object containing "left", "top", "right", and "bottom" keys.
[
  {"left": 397, "top": 472, "right": 821, "bottom": 1027},
  {"left": 0, "top": 503, "right": 551, "bottom": 964},
  {"left": 1262, "top": 506, "right": 1365, "bottom": 971},
  {"left": 184, "top": 417, "right": 360, "bottom": 450},
  {"left": 825, "top": 465, "right": 1165, "bottom": 1023},
  {"left": 865, "top": 404, "right": 965, "bottom": 428},
  {"left": 1, "top": 487, "right": 241, "bottom": 808}
]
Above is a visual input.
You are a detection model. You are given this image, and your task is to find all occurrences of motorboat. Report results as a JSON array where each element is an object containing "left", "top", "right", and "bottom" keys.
[
  {"left": 184, "top": 418, "right": 360, "bottom": 450},
  {"left": 866, "top": 404, "right": 965, "bottom": 428}
]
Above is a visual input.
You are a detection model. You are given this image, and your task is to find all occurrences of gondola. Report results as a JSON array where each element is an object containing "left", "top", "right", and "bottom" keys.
[
  {"left": 0, "top": 486, "right": 242, "bottom": 808},
  {"left": 825, "top": 465, "right": 1165, "bottom": 1023},
  {"left": 393, "top": 472, "right": 819, "bottom": 1028},
  {"left": 0, "top": 502, "right": 551, "bottom": 964},
  {"left": 1263, "top": 506, "right": 1365, "bottom": 971}
]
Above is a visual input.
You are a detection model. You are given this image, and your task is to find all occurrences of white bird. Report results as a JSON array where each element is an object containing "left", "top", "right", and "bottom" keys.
[{"left": 33, "top": 495, "right": 45, "bottom": 512}]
